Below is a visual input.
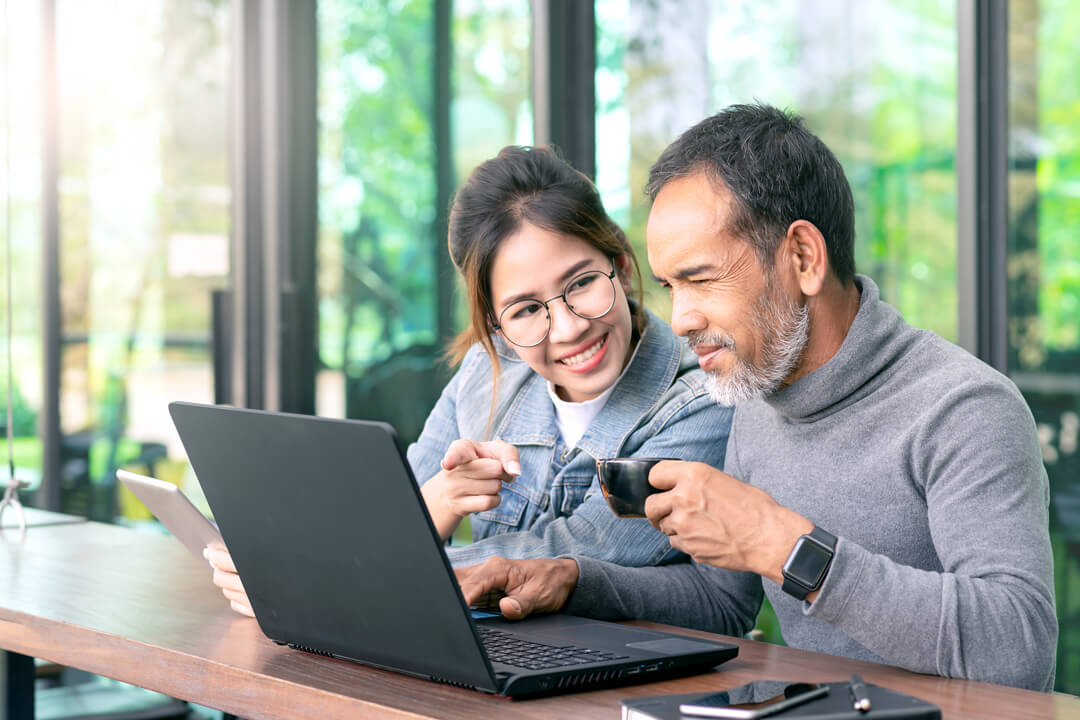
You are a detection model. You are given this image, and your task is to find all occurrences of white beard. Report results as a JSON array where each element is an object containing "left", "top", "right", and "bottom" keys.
[{"left": 703, "top": 284, "right": 810, "bottom": 407}]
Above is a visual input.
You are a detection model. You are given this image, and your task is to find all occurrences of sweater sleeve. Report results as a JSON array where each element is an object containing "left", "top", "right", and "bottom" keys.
[
  {"left": 563, "top": 556, "right": 763, "bottom": 638},
  {"left": 805, "top": 380, "right": 1057, "bottom": 691}
]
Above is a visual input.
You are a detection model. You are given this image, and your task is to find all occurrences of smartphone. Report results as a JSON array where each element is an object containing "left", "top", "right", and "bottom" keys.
[{"left": 679, "top": 681, "right": 829, "bottom": 719}]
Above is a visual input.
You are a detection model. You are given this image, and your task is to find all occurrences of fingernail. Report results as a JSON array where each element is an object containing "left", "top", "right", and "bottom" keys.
[
  {"left": 202, "top": 548, "right": 210, "bottom": 560},
  {"left": 506, "top": 461, "right": 521, "bottom": 476},
  {"left": 507, "top": 598, "right": 522, "bottom": 615}
]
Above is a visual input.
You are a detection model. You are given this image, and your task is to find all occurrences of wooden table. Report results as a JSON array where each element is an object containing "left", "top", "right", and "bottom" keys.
[
  {"left": 1, "top": 507, "right": 87, "bottom": 530},
  {"left": 1, "top": 521, "right": 1077, "bottom": 720}
]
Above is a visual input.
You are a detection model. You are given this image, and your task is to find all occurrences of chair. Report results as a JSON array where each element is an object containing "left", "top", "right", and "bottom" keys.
[{"left": 345, "top": 343, "right": 450, "bottom": 446}]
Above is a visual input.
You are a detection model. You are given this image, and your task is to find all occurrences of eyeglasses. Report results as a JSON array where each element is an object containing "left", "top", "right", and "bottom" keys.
[{"left": 492, "top": 258, "right": 618, "bottom": 348}]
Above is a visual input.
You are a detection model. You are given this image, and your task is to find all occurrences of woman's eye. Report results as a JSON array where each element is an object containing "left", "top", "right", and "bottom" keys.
[
  {"left": 568, "top": 274, "right": 598, "bottom": 292},
  {"left": 512, "top": 302, "right": 543, "bottom": 320}
]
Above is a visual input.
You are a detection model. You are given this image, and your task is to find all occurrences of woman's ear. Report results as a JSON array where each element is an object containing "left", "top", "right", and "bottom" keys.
[{"left": 614, "top": 253, "right": 634, "bottom": 293}]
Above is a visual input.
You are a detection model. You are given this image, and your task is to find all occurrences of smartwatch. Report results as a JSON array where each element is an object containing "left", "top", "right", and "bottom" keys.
[{"left": 781, "top": 526, "right": 837, "bottom": 600}]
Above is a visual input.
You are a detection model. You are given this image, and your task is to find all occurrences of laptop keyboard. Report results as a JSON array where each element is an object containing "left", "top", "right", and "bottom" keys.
[{"left": 477, "top": 626, "right": 630, "bottom": 670}]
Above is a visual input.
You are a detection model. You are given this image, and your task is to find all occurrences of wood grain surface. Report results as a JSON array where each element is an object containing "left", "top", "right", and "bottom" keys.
[{"left": 1, "top": 521, "right": 1076, "bottom": 719}]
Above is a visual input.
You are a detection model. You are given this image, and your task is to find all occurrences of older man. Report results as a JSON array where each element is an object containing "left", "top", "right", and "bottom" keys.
[{"left": 457, "top": 104, "right": 1057, "bottom": 691}]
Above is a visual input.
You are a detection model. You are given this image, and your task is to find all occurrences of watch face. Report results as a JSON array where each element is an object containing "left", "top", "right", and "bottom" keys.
[{"left": 783, "top": 536, "right": 833, "bottom": 587}]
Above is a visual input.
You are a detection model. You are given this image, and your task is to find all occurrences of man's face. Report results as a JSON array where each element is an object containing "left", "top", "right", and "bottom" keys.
[{"left": 646, "top": 173, "right": 809, "bottom": 405}]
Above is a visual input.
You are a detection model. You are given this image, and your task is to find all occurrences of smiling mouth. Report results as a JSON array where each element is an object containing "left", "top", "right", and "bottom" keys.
[{"left": 558, "top": 335, "right": 607, "bottom": 366}]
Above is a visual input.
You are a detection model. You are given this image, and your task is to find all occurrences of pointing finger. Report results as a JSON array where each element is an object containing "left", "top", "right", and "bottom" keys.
[
  {"left": 441, "top": 439, "right": 480, "bottom": 471},
  {"left": 475, "top": 439, "right": 522, "bottom": 478}
]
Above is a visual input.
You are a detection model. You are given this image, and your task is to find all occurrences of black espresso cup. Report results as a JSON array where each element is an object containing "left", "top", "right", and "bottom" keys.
[{"left": 595, "top": 457, "right": 678, "bottom": 517}]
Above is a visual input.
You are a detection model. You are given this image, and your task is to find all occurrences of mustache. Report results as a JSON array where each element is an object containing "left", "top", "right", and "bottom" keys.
[{"left": 687, "top": 331, "right": 736, "bottom": 351}]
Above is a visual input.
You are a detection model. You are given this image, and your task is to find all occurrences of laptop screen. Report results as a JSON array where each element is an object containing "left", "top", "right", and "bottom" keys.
[{"left": 169, "top": 401, "right": 498, "bottom": 691}]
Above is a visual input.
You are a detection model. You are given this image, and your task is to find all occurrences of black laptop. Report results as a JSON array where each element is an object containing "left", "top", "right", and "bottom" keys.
[{"left": 169, "top": 401, "right": 738, "bottom": 698}]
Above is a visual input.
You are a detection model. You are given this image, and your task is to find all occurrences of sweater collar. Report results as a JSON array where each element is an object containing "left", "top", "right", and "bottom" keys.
[{"left": 764, "top": 275, "right": 916, "bottom": 422}]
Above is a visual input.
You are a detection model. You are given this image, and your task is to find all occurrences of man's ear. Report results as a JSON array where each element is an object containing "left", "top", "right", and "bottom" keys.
[{"left": 782, "top": 220, "right": 829, "bottom": 297}]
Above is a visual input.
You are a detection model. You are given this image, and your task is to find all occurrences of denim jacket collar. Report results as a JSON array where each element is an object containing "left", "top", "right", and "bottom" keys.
[{"left": 493, "top": 307, "right": 683, "bottom": 459}]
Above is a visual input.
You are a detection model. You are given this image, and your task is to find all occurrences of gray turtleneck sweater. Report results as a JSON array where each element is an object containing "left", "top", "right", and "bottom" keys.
[{"left": 564, "top": 275, "right": 1056, "bottom": 691}]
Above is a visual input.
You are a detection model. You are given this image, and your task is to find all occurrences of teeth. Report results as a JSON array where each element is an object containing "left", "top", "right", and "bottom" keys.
[{"left": 560, "top": 337, "right": 605, "bottom": 366}]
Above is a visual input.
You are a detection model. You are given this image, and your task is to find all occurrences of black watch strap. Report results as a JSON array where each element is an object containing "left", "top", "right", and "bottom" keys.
[
  {"left": 781, "top": 526, "right": 838, "bottom": 600},
  {"left": 806, "top": 525, "right": 837, "bottom": 550}
]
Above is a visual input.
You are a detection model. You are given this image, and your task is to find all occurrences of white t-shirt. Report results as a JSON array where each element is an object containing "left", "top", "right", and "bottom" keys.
[
  {"left": 546, "top": 333, "right": 645, "bottom": 449},
  {"left": 547, "top": 381, "right": 616, "bottom": 449}
]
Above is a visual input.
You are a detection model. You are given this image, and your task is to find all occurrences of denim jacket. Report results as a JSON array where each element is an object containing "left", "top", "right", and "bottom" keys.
[{"left": 407, "top": 307, "right": 733, "bottom": 568}]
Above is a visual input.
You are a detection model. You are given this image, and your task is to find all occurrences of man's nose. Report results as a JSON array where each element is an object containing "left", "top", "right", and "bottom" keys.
[
  {"left": 669, "top": 290, "right": 707, "bottom": 337},
  {"left": 546, "top": 299, "right": 590, "bottom": 344}
]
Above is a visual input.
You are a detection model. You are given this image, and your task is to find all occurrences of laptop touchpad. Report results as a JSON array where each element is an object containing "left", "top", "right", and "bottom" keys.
[
  {"left": 526, "top": 623, "right": 660, "bottom": 646},
  {"left": 626, "top": 638, "right": 725, "bottom": 655}
]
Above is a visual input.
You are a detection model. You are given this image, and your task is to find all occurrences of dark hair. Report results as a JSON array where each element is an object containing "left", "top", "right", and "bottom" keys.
[
  {"left": 447, "top": 145, "right": 645, "bottom": 376},
  {"left": 646, "top": 104, "right": 856, "bottom": 283}
]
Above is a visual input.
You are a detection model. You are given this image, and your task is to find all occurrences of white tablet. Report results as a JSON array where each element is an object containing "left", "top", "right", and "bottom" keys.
[{"left": 116, "top": 469, "right": 224, "bottom": 558}]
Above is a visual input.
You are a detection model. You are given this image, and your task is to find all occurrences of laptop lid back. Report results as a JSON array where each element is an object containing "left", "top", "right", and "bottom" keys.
[{"left": 168, "top": 401, "right": 498, "bottom": 692}]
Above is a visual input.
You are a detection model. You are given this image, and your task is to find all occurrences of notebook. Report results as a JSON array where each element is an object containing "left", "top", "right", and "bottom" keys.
[
  {"left": 168, "top": 401, "right": 738, "bottom": 698},
  {"left": 620, "top": 683, "right": 941, "bottom": 720}
]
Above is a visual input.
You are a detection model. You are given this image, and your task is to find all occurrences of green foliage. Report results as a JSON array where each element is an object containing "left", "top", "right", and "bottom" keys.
[
  {"left": 319, "top": 0, "right": 439, "bottom": 373},
  {"left": 0, "top": 437, "right": 42, "bottom": 474},
  {"left": 595, "top": 0, "right": 961, "bottom": 340},
  {"left": 1033, "top": 0, "right": 1080, "bottom": 363},
  {"left": 0, "top": 379, "right": 37, "bottom": 437},
  {"left": 754, "top": 595, "right": 785, "bottom": 646},
  {"left": 318, "top": 0, "right": 531, "bottom": 376}
]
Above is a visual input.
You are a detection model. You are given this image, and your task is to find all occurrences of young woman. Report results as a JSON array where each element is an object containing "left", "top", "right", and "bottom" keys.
[{"left": 206, "top": 146, "right": 732, "bottom": 616}]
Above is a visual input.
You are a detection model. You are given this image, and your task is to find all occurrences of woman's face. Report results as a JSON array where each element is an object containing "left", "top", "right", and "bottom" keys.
[{"left": 488, "top": 224, "right": 635, "bottom": 402}]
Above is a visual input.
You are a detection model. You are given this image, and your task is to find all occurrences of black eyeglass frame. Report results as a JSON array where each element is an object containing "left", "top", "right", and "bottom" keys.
[{"left": 491, "top": 257, "right": 619, "bottom": 348}]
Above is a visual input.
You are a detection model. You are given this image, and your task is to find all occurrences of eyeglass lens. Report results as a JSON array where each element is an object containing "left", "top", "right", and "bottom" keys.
[{"left": 498, "top": 268, "right": 616, "bottom": 347}]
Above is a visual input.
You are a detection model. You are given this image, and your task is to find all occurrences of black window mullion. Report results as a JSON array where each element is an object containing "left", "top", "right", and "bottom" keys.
[
  {"left": 435, "top": 0, "right": 454, "bottom": 349},
  {"left": 543, "top": 0, "right": 596, "bottom": 179},
  {"left": 975, "top": 0, "right": 1009, "bottom": 373},
  {"left": 277, "top": 0, "right": 318, "bottom": 416}
]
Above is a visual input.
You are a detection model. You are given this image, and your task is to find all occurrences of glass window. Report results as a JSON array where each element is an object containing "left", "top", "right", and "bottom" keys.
[
  {"left": 316, "top": 0, "right": 531, "bottom": 446},
  {"left": 1008, "top": 0, "right": 1080, "bottom": 694},
  {"left": 55, "top": 0, "right": 231, "bottom": 521},
  {"left": 596, "top": 0, "right": 958, "bottom": 340},
  {"left": 0, "top": 1, "right": 43, "bottom": 497}
]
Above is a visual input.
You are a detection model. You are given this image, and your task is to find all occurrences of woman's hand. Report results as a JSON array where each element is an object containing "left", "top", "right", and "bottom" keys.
[
  {"left": 421, "top": 438, "right": 521, "bottom": 541},
  {"left": 204, "top": 545, "right": 255, "bottom": 617}
]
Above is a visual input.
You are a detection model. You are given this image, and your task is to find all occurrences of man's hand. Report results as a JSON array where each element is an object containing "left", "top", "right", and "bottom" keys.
[
  {"left": 421, "top": 439, "right": 522, "bottom": 541},
  {"left": 645, "top": 461, "right": 813, "bottom": 585},
  {"left": 455, "top": 557, "right": 579, "bottom": 620},
  {"left": 204, "top": 545, "right": 255, "bottom": 617}
]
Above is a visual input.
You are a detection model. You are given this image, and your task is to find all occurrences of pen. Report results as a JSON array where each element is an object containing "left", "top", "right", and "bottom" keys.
[{"left": 849, "top": 672, "right": 871, "bottom": 712}]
